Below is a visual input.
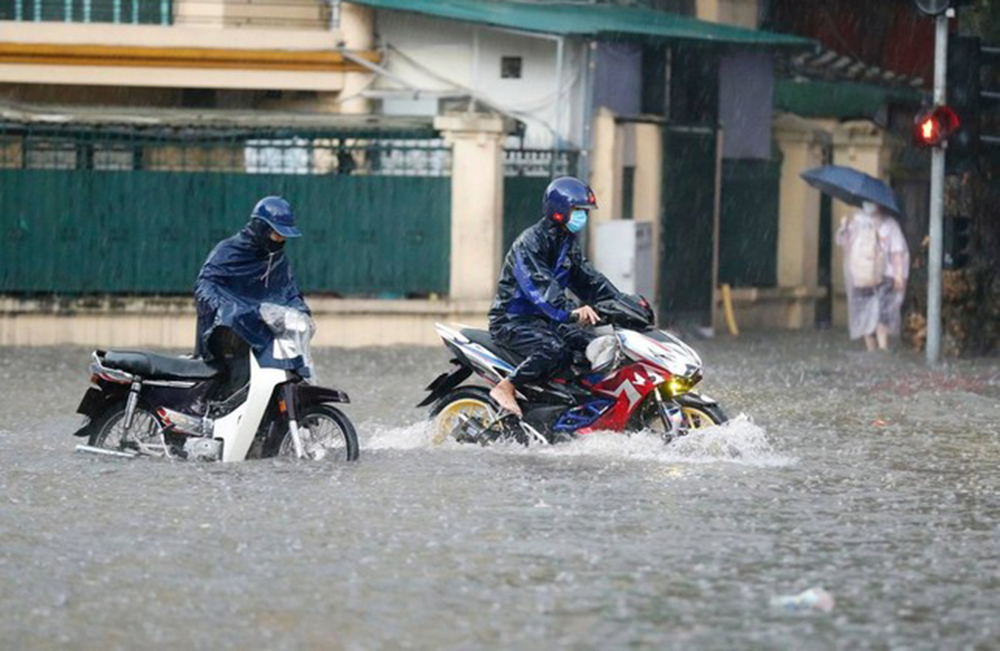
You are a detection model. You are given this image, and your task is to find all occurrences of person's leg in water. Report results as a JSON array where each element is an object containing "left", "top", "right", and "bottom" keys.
[
  {"left": 874, "top": 279, "right": 897, "bottom": 351},
  {"left": 864, "top": 333, "right": 878, "bottom": 352},
  {"left": 875, "top": 323, "right": 890, "bottom": 351},
  {"left": 490, "top": 320, "right": 570, "bottom": 417}
]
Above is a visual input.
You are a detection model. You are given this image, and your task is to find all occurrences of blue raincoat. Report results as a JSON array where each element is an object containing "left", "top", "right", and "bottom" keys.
[{"left": 194, "top": 219, "right": 310, "bottom": 371}]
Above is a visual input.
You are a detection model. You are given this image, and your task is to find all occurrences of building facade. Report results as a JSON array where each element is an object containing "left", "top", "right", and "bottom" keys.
[{"left": 0, "top": 0, "right": 925, "bottom": 345}]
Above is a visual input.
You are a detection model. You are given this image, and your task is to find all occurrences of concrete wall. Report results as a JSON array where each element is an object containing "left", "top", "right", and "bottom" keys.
[
  {"left": 0, "top": 297, "right": 488, "bottom": 348},
  {"left": 633, "top": 122, "right": 664, "bottom": 297},
  {"left": 715, "top": 286, "right": 828, "bottom": 332},
  {"left": 593, "top": 109, "right": 896, "bottom": 333},
  {"left": 770, "top": 114, "right": 893, "bottom": 330},
  {"left": 373, "top": 11, "right": 588, "bottom": 149},
  {"left": 772, "top": 113, "right": 828, "bottom": 328},
  {"left": 435, "top": 113, "right": 508, "bottom": 302},
  {"left": 589, "top": 107, "right": 624, "bottom": 233}
]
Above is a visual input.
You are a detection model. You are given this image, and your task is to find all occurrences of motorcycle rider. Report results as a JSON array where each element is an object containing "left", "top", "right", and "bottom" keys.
[
  {"left": 488, "top": 176, "right": 624, "bottom": 417},
  {"left": 194, "top": 196, "right": 310, "bottom": 394}
]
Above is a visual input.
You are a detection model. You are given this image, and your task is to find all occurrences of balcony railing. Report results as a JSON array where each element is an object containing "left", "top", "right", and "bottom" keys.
[
  {"left": 1, "top": 0, "right": 339, "bottom": 28},
  {"left": 0, "top": 1, "right": 173, "bottom": 25}
]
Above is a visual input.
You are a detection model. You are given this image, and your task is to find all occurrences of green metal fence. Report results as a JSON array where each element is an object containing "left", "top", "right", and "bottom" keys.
[
  {"left": 503, "top": 148, "right": 578, "bottom": 251},
  {"left": 0, "top": 123, "right": 451, "bottom": 296},
  {"left": 659, "top": 126, "right": 717, "bottom": 326},
  {"left": 717, "top": 156, "right": 781, "bottom": 288}
]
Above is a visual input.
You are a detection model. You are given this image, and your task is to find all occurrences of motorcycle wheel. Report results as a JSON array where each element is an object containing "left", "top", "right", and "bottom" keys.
[
  {"left": 429, "top": 387, "right": 498, "bottom": 445},
  {"left": 677, "top": 401, "right": 728, "bottom": 430},
  {"left": 271, "top": 404, "right": 359, "bottom": 462},
  {"left": 633, "top": 394, "right": 728, "bottom": 436},
  {"left": 88, "top": 402, "right": 161, "bottom": 451}
]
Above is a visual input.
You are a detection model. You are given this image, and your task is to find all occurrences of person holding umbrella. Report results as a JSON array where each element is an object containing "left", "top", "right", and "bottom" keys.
[{"left": 802, "top": 166, "right": 910, "bottom": 352}]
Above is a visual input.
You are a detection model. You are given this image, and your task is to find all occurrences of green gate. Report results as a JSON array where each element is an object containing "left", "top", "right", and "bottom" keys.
[
  {"left": 503, "top": 149, "right": 578, "bottom": 251},
  {"left": 718, "top": 156, "right": 781, "bottom": 288},
  {"left": 0, "top": 124, "right": 451, "bottom": 296},
  {"left": 659, "top": 126, "right": 717, "bottom": 326}
]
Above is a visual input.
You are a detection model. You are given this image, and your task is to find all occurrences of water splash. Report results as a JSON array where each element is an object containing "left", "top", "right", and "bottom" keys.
[
  {"left": 671, "top": 415, "right": 797, "bottom": 466},
  {"left": 363, "top": 419, "right": 438, "bottom": 450},
  {"left": 538, "top": 415, "right": 794, "bottom": 467},
  {"left": 362, "top": 414, "right": 795, "bottom": 467}
]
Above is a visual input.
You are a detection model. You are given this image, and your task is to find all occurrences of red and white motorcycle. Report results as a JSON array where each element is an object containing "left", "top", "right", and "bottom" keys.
[{"left": 418, "top": 295, "right": 727, "bottom": 446}]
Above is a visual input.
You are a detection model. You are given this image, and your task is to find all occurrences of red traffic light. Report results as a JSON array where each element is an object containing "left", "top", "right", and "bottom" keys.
[{"left": 914, "top": 105, "right": 961, "bottom": 147}]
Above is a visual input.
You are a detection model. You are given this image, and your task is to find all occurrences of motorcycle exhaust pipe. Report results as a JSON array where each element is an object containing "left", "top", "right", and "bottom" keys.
[{"left": 75, "top": 444, "right": 138, "bottom": 459}]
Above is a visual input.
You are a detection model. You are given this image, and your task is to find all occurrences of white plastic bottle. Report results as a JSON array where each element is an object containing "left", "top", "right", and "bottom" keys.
[{"left": 770, "top": 587, "right": 835, "bottom": 613}]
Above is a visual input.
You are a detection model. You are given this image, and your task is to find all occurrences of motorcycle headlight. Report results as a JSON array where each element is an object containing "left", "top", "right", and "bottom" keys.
[{"left": 661, "top": 373, "right": 701, "bottom": 397}]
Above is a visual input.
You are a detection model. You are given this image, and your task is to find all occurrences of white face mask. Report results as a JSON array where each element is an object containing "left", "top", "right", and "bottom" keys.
[{"left": 862, "top": 201, "right": 878, "bottom": 215}]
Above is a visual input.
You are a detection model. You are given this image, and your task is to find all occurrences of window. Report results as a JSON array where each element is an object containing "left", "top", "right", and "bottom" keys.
[
  {"left": 25, "top": 141, "right": 76, "bottom": 169},
  {"left": 500, "top": 56, "right": 522, "bottom": 79},
  {"left": 245, "top": 139, "right": 311, "bottom": 175},
  {"left": 92, "top": 146, "right": 136, "bottom": 171},
  {"left": 0, "top": 0, "right": 173, "bottom": 25}
]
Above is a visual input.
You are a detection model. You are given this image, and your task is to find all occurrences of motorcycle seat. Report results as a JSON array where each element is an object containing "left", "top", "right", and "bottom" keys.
[
  {"left": 458, "top": 328, "right": 525, "bottom": 368},
  {"left": 103, "top": 350, "right": 221, "bottom": 381}
]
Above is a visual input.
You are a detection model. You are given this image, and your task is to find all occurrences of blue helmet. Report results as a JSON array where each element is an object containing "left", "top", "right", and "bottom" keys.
[
  {"left": 251, "top": 196, "right": 301, "bottom": 238},
  {"left": 543, "top": 176, "right": 598, "bottom": 225}
]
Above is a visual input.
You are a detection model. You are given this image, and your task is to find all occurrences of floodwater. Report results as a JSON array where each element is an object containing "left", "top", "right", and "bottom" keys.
[{"left": 1, "top": 331, "right": 998, "bottom": 649}]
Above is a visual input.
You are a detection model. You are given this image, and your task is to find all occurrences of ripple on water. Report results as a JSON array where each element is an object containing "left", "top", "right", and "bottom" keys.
[{"left": 3, "top": 337, "right": 998, "bottom": 650}]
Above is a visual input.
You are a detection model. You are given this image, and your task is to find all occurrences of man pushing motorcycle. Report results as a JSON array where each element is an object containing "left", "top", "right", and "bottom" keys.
[{"left": 488, "top": 176, "right": 624, "bottom": 417}]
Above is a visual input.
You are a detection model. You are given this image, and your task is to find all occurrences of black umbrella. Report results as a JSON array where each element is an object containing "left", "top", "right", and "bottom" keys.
[{"left": 800, "top": 165, "right": 902, "bottom": 216}]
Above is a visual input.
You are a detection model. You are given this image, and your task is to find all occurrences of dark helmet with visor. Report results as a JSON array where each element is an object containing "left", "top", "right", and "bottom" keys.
[
  {"left": 251, "top": 196, "right": 301, "bottom": 238},
  {"left": 543, "top": 176, "right": 598, "bottom": 225}
]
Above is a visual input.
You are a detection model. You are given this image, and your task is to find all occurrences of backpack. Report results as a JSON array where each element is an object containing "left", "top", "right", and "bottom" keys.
[{"left": 849, "top": 216, "right": 885, "bottom": 288}]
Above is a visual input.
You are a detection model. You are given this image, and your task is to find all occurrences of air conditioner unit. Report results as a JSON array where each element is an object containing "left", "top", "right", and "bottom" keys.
[{"left": 593, "top": 220, "right": 654, "bottom": 300}]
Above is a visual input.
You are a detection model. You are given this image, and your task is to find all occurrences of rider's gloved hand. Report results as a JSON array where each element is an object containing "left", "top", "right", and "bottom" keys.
[{"left": 571, "top": 305, "right": 600, "bottom": 326}]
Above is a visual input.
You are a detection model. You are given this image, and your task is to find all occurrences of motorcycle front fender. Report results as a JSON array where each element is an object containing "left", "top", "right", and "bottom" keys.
[
  {"left": 676, "top": 392, "right": 720, "bottom": 408},
  {"left": 294, "top": 383, "right": 351, "bottom": 408}
]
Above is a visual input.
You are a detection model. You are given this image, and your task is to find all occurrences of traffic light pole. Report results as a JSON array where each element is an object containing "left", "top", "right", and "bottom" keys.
[{"left": 927, "top": 13, "right": 949, "bottom": 366}]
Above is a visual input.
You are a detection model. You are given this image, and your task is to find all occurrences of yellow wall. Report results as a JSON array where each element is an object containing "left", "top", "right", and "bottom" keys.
[
  {"left": 0, "top": 3, "right": 375, "bottom": 93},
  {"left": 695, "top": 0, "right": 759, "bottom": 28}
]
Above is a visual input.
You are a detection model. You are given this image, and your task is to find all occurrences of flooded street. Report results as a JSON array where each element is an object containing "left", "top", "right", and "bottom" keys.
[{"left": 1, "top": 330, "right": 998, "bottom": 649}]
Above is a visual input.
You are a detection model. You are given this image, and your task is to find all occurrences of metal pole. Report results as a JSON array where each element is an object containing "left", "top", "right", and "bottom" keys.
[
  {"left": 554, "top": 36, "right": 564, "bottom": 151},
  {"left": 578, "top": 40, "right": 597, "bottom": 184},
  {"left": 926, "top": 13, "right": 949, "bottom": 366}
]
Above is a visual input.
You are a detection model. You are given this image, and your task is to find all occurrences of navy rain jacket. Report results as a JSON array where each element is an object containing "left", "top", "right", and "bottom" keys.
[
  {"left": 488, "top": 217, "right": 621, "bottom": 327},
  {"left": 194, "top": 219, "right": 310, "bottom": 370}
]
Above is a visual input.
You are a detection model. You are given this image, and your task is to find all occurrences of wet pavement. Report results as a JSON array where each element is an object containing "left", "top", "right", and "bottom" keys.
[{"left": 1, "top": 330, "right": 998, "bottom": 649}]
